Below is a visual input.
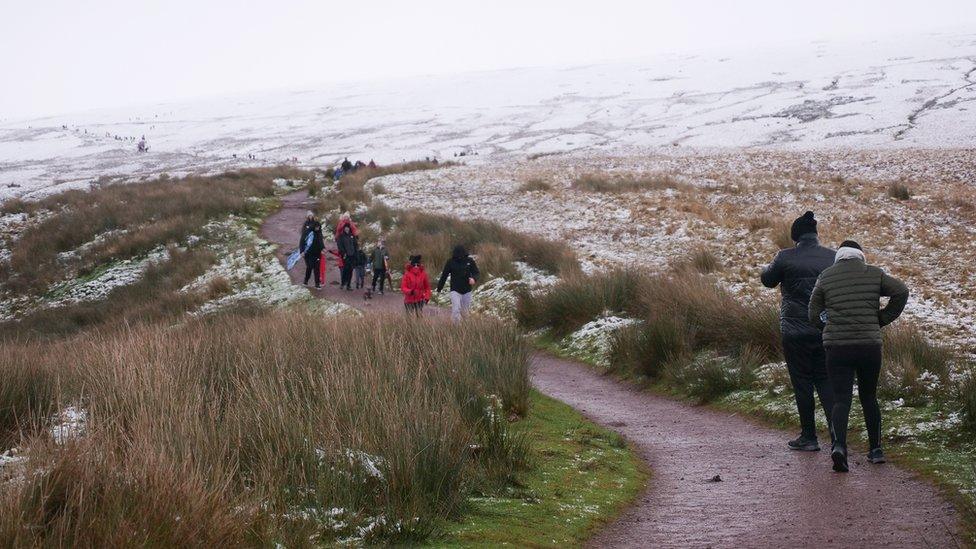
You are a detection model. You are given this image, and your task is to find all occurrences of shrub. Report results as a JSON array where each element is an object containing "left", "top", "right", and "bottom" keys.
[
  {"left": 516, "top": 270, "right": 643, "bottom": 337},
  {"left": 0, "top": 312, "right": 530, "bottom": 545},
  {"left": 518, "top": 179, "right": 552, "bottom": 193},
  {"left": 888, "top": 180, "right": 912, "bottom": 201}
]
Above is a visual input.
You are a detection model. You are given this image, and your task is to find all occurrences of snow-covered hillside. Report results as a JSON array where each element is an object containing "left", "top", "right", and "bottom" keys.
[{"left": 1, "top": 31, "right": 974, "bottom": 199}]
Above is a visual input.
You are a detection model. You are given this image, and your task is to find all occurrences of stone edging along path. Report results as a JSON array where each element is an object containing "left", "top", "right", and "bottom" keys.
[{"left": 262, "top": 189, "right": 960, "bottom": 548}]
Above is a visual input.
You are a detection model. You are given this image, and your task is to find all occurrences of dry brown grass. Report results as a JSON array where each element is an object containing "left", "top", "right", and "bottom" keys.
[
  {"left": 887, "top": 180, "right": 913, "bottom": 201},
  {"left": 0, "top": 312, "right": 530, "bottom": 545},
  {"left": 0, "top": 168, "right": 296, "bottom": 296},
  {"left": 571, "top": 173, "right": 685, "bottom": 194},
  {"left": 517, "top": 178, "right": 553, "bottom": 193}
]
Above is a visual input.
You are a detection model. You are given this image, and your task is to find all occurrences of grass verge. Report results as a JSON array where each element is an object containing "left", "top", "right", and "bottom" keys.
[{"left": 433, "top": 391, "right": 647, "bottom": 548}]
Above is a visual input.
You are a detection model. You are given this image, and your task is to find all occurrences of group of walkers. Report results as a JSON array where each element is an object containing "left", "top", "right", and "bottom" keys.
[
  {"left": 297, "top": 212, "right": 480, "bottom": 322},
  {"left": 299, "top": 206, "right": 909, "bottom": 470},
  {"left": 333, "top": 157, "right": 377, "bottom": 181},
  {"left": 762, "top": 211, "right": 909, "bottom": 473}
]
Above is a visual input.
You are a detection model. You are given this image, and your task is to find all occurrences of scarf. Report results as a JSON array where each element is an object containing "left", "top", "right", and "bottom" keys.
[{"left": 834, "top": 246, "right": 865, "bottom": 263}]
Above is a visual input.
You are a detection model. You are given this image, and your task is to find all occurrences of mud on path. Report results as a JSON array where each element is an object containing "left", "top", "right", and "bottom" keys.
[{"left": 262, "top": 189, "right": 960, "bottom": 548}]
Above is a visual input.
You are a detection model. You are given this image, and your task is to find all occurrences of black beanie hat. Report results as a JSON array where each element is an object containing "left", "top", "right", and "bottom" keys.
[
  {"left": 839, "top": 240, "right": 862, "bottom": 251},
  {"left": 790, "top": 211, "right": 817, "bottom": 242},
  {"left": 409, "top": 254, "right": 422, "bottom": 265}
]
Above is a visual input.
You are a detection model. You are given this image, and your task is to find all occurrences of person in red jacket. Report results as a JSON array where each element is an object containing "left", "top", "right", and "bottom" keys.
[
  {"left": 334, "top": 211, "right": 359, "bottom": 242},
  {"left": 401, "top": 255, "right": 431, "bottom": 316}
]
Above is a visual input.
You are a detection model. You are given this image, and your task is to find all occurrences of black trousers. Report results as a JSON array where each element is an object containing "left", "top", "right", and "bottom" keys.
[
  {"left": 825, "top": 344, "right": 883, "bottom": 450},
  {"left": 340, "top": 262, "right": 354, "bottom": 289},
  {"left": 303, "top": 253, "right": 320, "bottom": 286},
  {"left": 405, "top": 301, "right": 424, "bottom": 316},
  {"left": 782, "top": 334, "right": 835, "bottom": 440},
  {"left": 372, "top": 268, "right": 387, "bottom": 292}
]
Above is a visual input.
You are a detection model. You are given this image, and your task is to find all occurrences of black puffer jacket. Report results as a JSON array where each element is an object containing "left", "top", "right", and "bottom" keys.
[
  {"left": 337, "top": 232, "right": 358, "bottom": 260},
  {"left": 437, "top": 246, "right": 480, "bottom": 294},
  {"left": 301, "top": 221, "right": 324, "bottom": 257},
  {"left": 761, "top": 234, "right": 835, "bottom": 338}
]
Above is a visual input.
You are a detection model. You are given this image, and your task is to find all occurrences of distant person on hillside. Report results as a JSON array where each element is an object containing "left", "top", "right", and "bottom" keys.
[
  {"left": 334, "top": 211, "right": 359, "bottom": 243},
  {"left": 300, "top": 213, "right": 325, "bottom": 289},
  {"left": 341, "top": 157, "right": 353, "bottom": 172},
  {"left": 337, "top": 224, "right": 358, "bottom": 291},
  {"left": 371, "top": 238, "right": 390, "bottom": 294},
  {"left": 334, "top": 167, "right": 343, "bottom": 181},
  {"left": 437, "top": 245, "right": 480, "bottom": 322},
  {"left": 809, "top": 240, "right": 909, "bottom": 473},
  {"left": 368, "top": 159, "right": 377, "bottom": 169},
  {"left": 401, "top": 255, "right": 431, "bottom": 316},
  {"left": 761, "top": 211, "right": 836, "bottom": 452}
]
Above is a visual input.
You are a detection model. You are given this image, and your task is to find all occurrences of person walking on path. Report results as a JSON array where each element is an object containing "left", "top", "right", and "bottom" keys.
[
  {"left": 761, "top": 211, "right": 836, "bottom": 451},
  {"left": 337, "top": 224, "right": 358, "bottom": 291},
  {"left": 401, "top": 255, "right": 432, "bottom": 316},
  {"left": 300, "top": 213, "right": 325, "bottom": 289},
  {"left": 334, "top": 212, "right": 359, "bottom": 242},
  {"left": 371, "top": 239, "right": 390, "bottom": 294},
  {"left": 809, "top": 239, "right": 909, "bottom": 473},
  {"left": 437, "top": 245, "right": 480, "bottom": 322},
  {"left": 354, "top": 248, "right": 368, "bottom": 289}
]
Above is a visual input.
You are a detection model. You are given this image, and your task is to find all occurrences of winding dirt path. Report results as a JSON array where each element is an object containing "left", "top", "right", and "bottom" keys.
[{"left": 262, "top": 189, "right": 961, "bottom": 548}]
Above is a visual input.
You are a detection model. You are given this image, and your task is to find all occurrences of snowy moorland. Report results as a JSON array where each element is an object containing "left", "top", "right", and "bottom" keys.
[{"left": 1, "top": 31, "right": 975, "bottom": 200}]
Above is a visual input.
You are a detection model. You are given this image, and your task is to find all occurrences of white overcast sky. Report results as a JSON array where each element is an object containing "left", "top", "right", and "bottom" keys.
[{"left": 2, "top": 0, "right": 974, "bottom": 118}]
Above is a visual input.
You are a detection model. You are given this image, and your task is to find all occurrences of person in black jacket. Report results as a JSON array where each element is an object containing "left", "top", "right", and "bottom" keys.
[
  {"left": 337, "top": 224, "right": 358, "bottom": 291},
  {"left": 437, "top": 245, "right": 480, "bottom": 322},
  {"left": 761, "top": 211, "right": 836, "bottom": 451},
  {"left": 300, "top": 214, "right": 325, "bottom": 289}
]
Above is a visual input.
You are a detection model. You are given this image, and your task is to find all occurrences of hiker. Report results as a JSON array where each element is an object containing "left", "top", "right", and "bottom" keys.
[
  {"left": 337, "top": 224, "right": 358, "bottom": 291},
  {"left": 368, "top": 159, "right": 377, "bottom": 169},
  {"left": 401, "top": 255, "right": 431, "bottom": 316},
  {"left": 341, "top": 157, "right": 353, "bottom": 172},
  {"left": 371, "top": 238, "right": 390, "bottom": 294},
  {"left": 300, "top": 213, "right": 325, "bottom": 289},
  {"left": 809, "top": 240, "right": 909, "bottom": 473},
  {"left": 354, "top": 247, "right": 368, "bottom": 289},
  {"left": 437, "top": 245, "right": 480, "bottom": 322},
  {"left": 761, "top": 211, "right": 836, "bottom": 452},
  {"left": 334, "top": 212, "right": 359, "bottom": 242},
  {"left": 334, "top": 167, "right": 343, "bottom": 181}
]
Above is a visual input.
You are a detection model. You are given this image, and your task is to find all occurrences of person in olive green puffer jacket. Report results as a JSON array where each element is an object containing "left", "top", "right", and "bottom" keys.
[{"left": 808, "top": 240, "right": 909, "bottom": 473}]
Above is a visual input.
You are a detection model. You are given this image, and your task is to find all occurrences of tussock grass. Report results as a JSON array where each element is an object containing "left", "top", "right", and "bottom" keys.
[
  {"left": 307, "top": 178, "right": 322, "bottom": 197},
  {"left": 0, "top": 248, "right": 215, "bottom": 341},
  {"left": 888, "top": 180, "right": 912, "bottom": 201},
  {"left": 0, "top": 167, "right": 295, "bottom": 295},
  {"left": 961, "top": 373, "right": 976, "bottom": 433},
  {"left": 770, "top": 218, "right": 795, "bottom": 250},
  {"left": 524, "top": 270, "right": 963, "bottom": 407},
  {"left": 673, "top": 247, "right": 722, "bottom": 274},
  {"left": 571, "top": 173, "right": 684, "bottom": 194},
  {"left": 518, "top": 179, "right": 553, "bottom": 193},
  {"left": 881, "top": 324, "right": 955, "bottom": 405},
  {"left": 0, "top": 312, "right": 530, "bottom": 545},
  {"left": 384, "top": 209, "right": 579, "bottom": 279}
]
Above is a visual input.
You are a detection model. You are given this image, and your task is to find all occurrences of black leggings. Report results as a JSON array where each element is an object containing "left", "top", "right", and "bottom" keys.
[
  {"left": 303, "top": 253, "right": 320, "bottom": 286},
  {"left": 826, "top": 344, "right": 882, "bottom": 451},
  {"left": 340, "top": 262, "right": 354, "bottom": 289}
]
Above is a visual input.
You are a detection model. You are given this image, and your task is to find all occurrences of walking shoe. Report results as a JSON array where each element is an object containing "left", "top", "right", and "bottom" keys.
[
  {"left": 867, "top": 448, "right": 886, "bottom": 464},
  {"left": 787, "top": 435, "right": 820, "bottom": 452},
  {"left": 378, "top": 290, "right": 384, "bottom": 295},
  {"left": 315, "top": 285, "right": 321, "bottom": 290},
  {"left": 831, "top": 444, "right": 849, "bottom": 473}
]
